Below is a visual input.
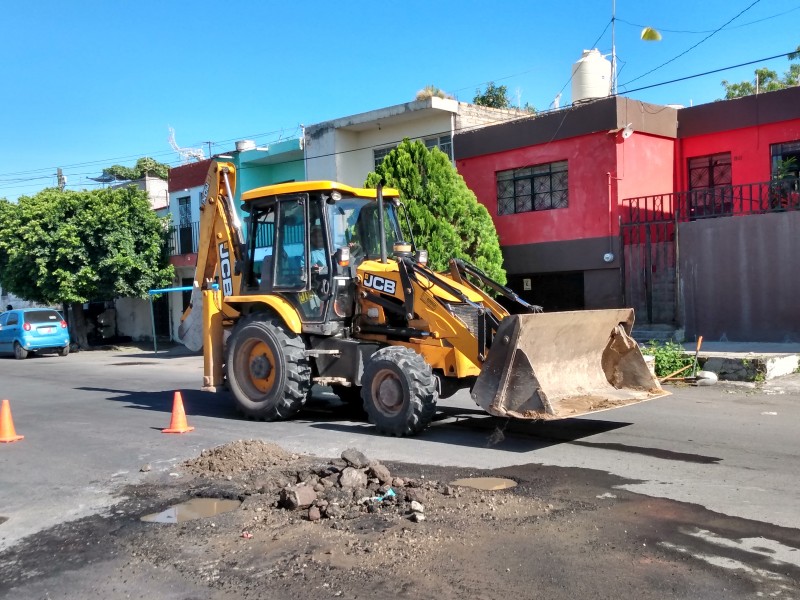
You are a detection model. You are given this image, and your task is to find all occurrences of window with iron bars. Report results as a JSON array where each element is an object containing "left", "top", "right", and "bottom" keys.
[
  {"left": 687, "top": 152, "right": 732, "bottom": 218},
  {"left": 373, "top": 146, "right": 396, "bottom": 170},
  {"left": 496, "top": 161, "right": 568, "bottom": 215},
  {"left": 424, "top": 134, "right": 453, "bottom": 160}
]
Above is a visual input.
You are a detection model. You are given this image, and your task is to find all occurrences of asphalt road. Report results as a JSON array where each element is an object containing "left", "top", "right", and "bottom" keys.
[{"left": 1, "top": 344, "right": 799, "bottom": 556}]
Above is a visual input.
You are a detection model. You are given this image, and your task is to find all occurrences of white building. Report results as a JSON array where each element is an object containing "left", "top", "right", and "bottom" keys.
[{"left": 304, "top": 96, "right": 525, "bottom": 184}]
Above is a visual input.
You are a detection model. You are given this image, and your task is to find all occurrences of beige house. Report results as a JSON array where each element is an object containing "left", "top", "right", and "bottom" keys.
[{"left": 304, "top": 96, "right": 525, "bottom": 185}]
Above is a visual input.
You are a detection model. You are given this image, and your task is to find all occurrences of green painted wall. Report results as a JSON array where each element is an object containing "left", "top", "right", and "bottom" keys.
[{"left": 226, "top": 138, "right": 306, "bottom": 231}]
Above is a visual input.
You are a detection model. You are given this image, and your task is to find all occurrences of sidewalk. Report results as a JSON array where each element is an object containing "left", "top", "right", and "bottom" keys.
[
  {"left": 88, "top": 338, "right": 799, "bottom": 383},
  {"left": 681, "top": 340, "right": 800, "bottom": 381}
]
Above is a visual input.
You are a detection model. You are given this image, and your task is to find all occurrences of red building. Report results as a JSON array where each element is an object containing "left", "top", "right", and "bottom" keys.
[
  {"left": 455, "top": 87, "right": 800, "bottom": 342},
  {"left": 455, "top": 96, "right": 679, "bottom": 311}
]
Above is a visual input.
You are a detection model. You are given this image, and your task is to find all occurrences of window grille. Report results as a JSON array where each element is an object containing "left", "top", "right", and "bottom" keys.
[{"left": 497, "top": 161, "right": 568, "bottom": 215}]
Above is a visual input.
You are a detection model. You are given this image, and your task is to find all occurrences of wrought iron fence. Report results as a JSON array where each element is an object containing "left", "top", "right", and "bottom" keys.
[
  {"left": 167, "top": 221, "right": 200, "bottom": 256},
  {"left": 621, "top": 177, "right": 800, "bottom": 224}
]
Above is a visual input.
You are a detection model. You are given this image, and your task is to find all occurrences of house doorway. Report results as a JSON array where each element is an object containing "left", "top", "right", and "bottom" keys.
[{"left": 505, "top": 272, "right": 584, "bottom": 312}]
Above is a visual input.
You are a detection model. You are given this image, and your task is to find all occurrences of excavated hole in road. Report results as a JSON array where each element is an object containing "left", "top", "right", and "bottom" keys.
[{"left": 140, "top": 498, "right": 241, "bottom": 524}]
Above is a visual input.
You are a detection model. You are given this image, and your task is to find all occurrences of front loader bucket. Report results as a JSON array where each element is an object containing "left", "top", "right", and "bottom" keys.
[{"left": 472, "top": 309, "right": 668, "bottom": 420}]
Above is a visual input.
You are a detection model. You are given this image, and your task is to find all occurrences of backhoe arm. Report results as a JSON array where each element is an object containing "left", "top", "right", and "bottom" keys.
[{"left": 177, "top": 161, "right": 243, "bottom": 352}]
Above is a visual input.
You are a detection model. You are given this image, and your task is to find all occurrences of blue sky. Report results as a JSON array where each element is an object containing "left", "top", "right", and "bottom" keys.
[{"left": 1, "top": 0, "right": 797, "bottom": 200}]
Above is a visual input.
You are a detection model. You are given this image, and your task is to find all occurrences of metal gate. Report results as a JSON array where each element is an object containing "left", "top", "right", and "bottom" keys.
[{"left": 619, "top": 195, "right": 677, "bottom": 326}]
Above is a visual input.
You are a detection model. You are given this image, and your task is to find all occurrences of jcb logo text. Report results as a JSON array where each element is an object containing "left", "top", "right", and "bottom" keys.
[
  {"left": 219, "top": 242, "right": 233, "bottom": 296},
  {"left": 363, "top": 274, "right": 396, "bottom": 295}
]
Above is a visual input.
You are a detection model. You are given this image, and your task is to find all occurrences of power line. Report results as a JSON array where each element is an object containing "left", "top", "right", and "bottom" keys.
[
  {"left": 616, "top": 4, "right": 800, "bottom": 34},
  {"left": 0, "top": 126, "right": 301, "bottom": 181},
  {"left": 622, "top": 50, "right": 797, "bottom": 94},
  {"left": 621, "top": 0, "right": 763, "bottom": 87},
  {"left": 228, "top": 48, "right": 800, "bottom": 173},
  {"left": 2, "top": 47, "right": 797, "bottom": 196}
]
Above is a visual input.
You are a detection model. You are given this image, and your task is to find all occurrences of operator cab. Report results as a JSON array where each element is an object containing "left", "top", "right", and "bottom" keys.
[{"left": 240, "top": 182, "right": 403, "bottom": 327}]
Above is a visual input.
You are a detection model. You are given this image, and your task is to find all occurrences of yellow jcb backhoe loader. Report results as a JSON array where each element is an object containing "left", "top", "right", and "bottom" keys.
[{"left": 178, "top": 162, "right": 667, "bottom": 436}]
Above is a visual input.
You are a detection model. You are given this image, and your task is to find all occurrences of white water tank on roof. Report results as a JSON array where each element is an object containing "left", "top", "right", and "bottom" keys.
[
  {"left": 235, "top": 140, "right": 256, "bottom": 152},
  {"left": 571, "top": 49, "right": 611, "bottom": 104}
]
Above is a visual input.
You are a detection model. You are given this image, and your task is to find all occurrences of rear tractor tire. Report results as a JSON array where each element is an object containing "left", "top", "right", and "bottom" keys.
[
  {"left": 225, "top": 315, "right": 311, "bottom": 421},
  {"left": 362, "top": 346, "right": 438, "bottom": 436}
]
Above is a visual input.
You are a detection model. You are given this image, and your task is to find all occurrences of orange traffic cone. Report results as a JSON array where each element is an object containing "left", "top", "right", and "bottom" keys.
[
  {"left": 162, "top": 391, "right": 194, "bottom": 434},
  {"left": 0, "top": 399, "right": 24, "bottom": 443}
]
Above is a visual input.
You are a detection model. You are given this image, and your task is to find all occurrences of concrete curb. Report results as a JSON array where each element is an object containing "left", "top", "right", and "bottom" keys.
[{"left": 698, "top": 353, "right": 799, "bottom": 382}]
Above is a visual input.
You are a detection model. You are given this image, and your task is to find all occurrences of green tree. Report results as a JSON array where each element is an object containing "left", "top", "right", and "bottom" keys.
[
  {"left": 721, "top": 46, "right": 800, "bottom": 99},
  {"left": 365, "top": 139, "right": 506, "bottom": 284},
  {"left": 104, "top": 157, "right": 170, "bottom": 181},
  {"left": 473, "top": 82, "right": 511, "bottom": 108},
  {"left": 0, "top": 186, "right": 174, "bottom": 347}
]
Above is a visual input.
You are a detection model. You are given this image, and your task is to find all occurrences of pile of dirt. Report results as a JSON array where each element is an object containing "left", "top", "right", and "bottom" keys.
[
  {"left": 182, "top": 442, "right": 450, "bottom": 525},
  {"left": 184, "top": 440, "right": 297, "bottom": 477}
]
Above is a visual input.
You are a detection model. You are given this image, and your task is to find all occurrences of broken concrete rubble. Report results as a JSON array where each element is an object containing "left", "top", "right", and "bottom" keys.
[
  {"left": 280, "top": 484, "right": 318, "bottom": 510},
  {"left": 184, "top": 442, "right": 459, "bottom": 526}
]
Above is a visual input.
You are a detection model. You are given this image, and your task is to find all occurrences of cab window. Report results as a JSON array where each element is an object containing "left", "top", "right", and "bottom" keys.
[{"left": 274, "top": 198, "right": 307, "bottom": 289}]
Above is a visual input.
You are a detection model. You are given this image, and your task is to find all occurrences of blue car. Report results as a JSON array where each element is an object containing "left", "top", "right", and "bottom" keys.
[{"left": 0, "top": 308, "right": 71, "bottom": 359}]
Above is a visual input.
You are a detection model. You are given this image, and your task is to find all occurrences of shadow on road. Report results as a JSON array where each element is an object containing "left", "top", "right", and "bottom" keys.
[
  {"left": 75, "top": 386, "right": 239, "bottom": 420},
  {"left": 308, "top": 402, "right": 633, "bottom": 453},
  {"left": 74, "top": 386, "right": 699, "bottom": 459}
]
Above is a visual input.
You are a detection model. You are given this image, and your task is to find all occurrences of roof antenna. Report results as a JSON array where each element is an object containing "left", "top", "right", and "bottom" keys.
[{"left": 168, "top": 126, "right": 206, "bottom": 164}]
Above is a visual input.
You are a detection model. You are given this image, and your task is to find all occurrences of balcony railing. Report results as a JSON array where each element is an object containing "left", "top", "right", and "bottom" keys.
[
  {"left": 168, "top": 221, "right": 200, "bottom": 256},
  {"left": 621, "top": 177, "right": 800, "bottom": 224}
]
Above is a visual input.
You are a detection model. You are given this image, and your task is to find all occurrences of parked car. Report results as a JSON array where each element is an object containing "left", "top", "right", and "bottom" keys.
[{"left": 0, "top": 308, "right": 70, "bottom": 359}]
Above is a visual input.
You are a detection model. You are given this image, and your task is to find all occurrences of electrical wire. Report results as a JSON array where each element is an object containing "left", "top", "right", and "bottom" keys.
[
  {"left": 621, "top": 0, "right": 763, "bottom": 87},
  {"left": 616, "top": 4, "right": 800, "bottom": 35},
  {"left": 2, "top": 44, "right": 797, "bottom": 196}
]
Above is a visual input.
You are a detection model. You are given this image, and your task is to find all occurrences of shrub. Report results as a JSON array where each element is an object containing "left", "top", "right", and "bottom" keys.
[{"left": 641, "top": 340, "right": 693, "bottom": 378}]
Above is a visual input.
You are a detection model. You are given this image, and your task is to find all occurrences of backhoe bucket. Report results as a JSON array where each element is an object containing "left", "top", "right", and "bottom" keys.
[{"left": 472, "top": 309, "right": 668, "bottom": 420}]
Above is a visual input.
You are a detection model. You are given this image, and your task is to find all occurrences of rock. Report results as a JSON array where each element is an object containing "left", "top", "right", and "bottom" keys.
[
  {"left": 369, "top": 463, "right": 392, "bottom": 484},
  {"left": 308, "top": 506, "right": 321, "bottom": 522},
  {"left": 440, "top": 485, "right": 454, "bottom": 496},
  {"left": 280, "top": 485, "right": 318, "bottom": 510},
  {"left": 324, "top": 487, "right": 352, "bottom": 506},
  {"left": 139, "top": 464, "right": 151, "bottom": 472},
  {"left": 410, "top": 512, "right": 426, "bottom": 523},
  {"left": 405, "top": 488, "right": 426, "bottom": 503},
  {"left": 324, "top": 503, "right": 344, "bottom": 519},
  {"left": 339, "top": 467, "right": 368, "bottom": 489},
  {"left": 392, "top": 477, "right": 405, "bottom": 488},
  {"left": 341, "top": 448, "right": 370, "bottom": 469},
  {"left": 410, "top": 501, "right": 425, "bottom": 514}
]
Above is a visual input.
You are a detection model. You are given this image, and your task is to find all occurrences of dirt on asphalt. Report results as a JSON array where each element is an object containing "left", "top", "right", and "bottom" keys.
[{"left": 3, "top": 439, "right": 800, "bottom": 600}]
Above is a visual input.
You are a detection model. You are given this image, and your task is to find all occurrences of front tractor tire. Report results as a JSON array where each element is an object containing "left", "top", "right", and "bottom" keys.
[
  {"left": 361, "top": 346, "right": 438, "bottom": 436},
  {"left": 225, "top": 315, "right": 311, "bottom": 421}
]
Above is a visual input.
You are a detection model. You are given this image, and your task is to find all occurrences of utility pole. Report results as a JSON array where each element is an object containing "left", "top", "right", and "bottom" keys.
[
  {"left": 57, "top": 168, "right": 66, "bottom": 191},
  {"left": 611, "top": 0, "right": 617, "bottom": 96}
]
